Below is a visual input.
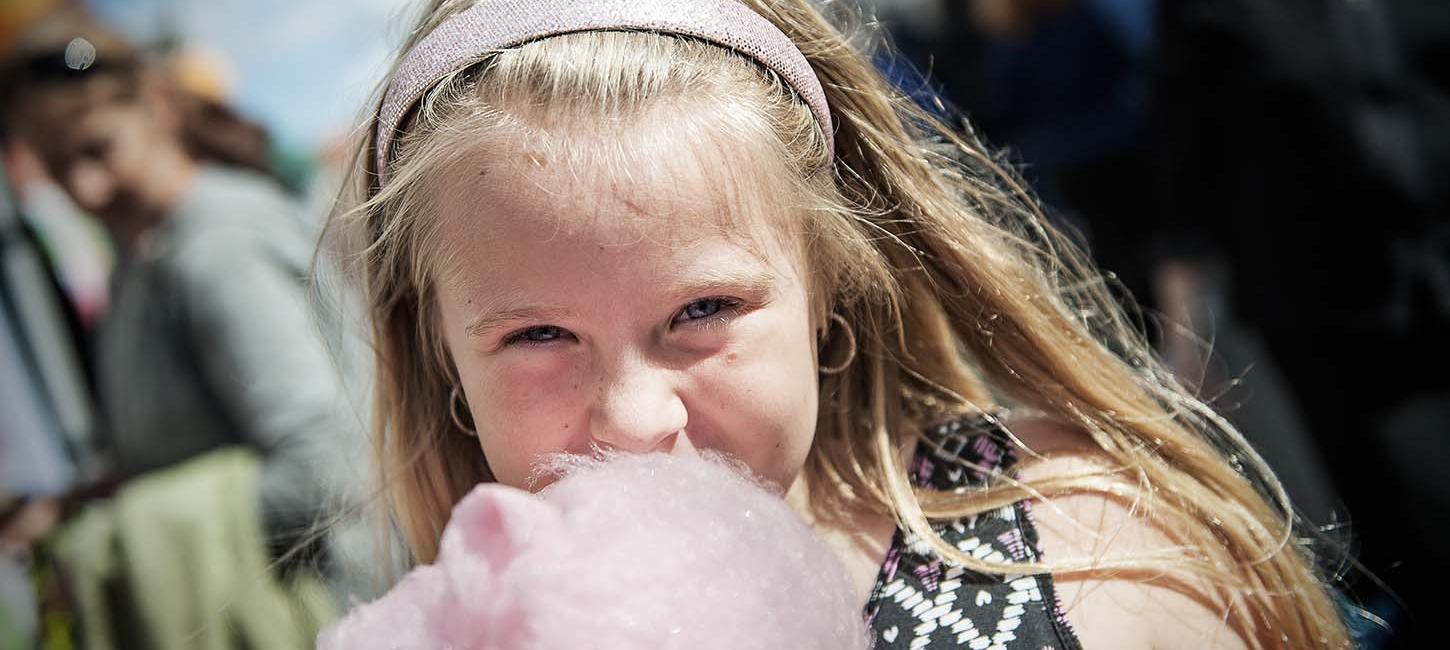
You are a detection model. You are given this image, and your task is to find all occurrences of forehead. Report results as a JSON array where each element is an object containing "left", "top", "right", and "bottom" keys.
[{"left": 430, "top": 124, "right": 807, "bottom": 286}]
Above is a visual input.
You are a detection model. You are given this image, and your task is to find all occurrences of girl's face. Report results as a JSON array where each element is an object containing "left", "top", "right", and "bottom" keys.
[{"left": 432, "top": 138, "right": 822, "bottom": 492}]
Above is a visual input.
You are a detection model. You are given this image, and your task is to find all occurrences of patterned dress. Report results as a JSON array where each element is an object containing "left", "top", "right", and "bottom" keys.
[{"left": 864, "top": 413, "right": 1083, "bottom": 649}]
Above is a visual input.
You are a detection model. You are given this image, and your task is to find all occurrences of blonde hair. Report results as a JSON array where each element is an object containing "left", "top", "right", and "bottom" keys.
[{"left": 325, "top": 1, "right": 1350, "bottom": 646}]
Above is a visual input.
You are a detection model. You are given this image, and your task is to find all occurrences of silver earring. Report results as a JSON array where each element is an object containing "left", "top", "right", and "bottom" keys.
[
  {"left": 449, "top": 385, "right": 476, "bottom": 436},
  {"left": 818, "top": 312, "right": 857, "bottom": 375}
]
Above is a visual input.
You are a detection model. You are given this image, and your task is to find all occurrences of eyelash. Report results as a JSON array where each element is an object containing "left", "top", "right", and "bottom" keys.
[
  {"left": 674, "top": 296, "right": 745, "bottom": 329},
  {"left": 501, "top": 297, "right": 746, "bottom": 348},
  {"left": 503, "top": 325, "right": 569, "bottom": 348}
]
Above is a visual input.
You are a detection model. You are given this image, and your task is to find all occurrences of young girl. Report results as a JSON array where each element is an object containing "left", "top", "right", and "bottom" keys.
[{"left": 329, "top": 0, "right": 1351, "bottom": 647}]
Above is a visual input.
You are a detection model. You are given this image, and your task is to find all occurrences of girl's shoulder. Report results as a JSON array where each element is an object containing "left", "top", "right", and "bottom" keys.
[
  {"left": 864, "top": 411, "right": 1083, "bottom": 649},
  {"left": 868, "top": 411, "right": 1254, "bottom": 649},
  {"left": 1001, "top": 415, "right": 1255, "bottom": 650}
]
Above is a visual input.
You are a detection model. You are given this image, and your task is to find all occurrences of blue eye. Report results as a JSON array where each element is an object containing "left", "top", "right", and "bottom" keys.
[
  {"left": 505, "top": 325, "right": 569, "bottom": 346},
  {"left": 674, "top": 297, "right": 741, "bottom": 325}
]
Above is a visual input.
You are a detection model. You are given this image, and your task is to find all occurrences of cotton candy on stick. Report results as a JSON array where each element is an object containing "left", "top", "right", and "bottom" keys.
[{"left": 318, "top": 452, "right": 871, "bottom": 650}]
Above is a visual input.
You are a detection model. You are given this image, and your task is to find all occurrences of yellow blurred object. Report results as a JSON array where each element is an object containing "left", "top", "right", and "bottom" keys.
[
  {"left": 170, "top": 46, "right": 237, "bottom": 103},
  {"left": 0, "top": 0, "right": 61, "bottom": 53}
]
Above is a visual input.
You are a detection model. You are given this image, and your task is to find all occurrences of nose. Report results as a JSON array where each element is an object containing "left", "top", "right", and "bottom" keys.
[{"left": 589, "top": 355, "right": 689, "bottom": 454}]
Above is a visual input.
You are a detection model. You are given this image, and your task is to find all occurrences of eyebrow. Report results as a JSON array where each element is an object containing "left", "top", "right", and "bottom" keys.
[
  {"left": 465, "top": 302, "right": 577, "bottom": 339},
  {"left": 668, "top": 267, "right": 778, "bottom": 304},
  {"left": 462, "top": 268, "right": 779, "bottom": 339}
]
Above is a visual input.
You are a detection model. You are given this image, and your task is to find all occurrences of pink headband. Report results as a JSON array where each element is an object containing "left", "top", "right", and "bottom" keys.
[{"left": 374, "top": 0, "right": 834, "bottom": 184}]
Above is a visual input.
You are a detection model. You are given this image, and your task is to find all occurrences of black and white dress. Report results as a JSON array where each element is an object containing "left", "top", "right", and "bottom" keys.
[{"left": 864, "top": 413, "right": 1083, "bottom": 649}]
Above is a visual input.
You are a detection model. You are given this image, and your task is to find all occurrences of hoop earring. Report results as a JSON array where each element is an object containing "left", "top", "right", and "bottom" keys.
[
  {"left": 449, "top": 385, "right": 476, "bottom": 436},
  {"left": 818, "top": 312, "right": 857, "bottom": 375}
]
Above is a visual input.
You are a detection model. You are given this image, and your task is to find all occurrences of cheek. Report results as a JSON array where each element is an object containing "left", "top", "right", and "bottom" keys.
[
  {"left": 687, "top": 321, "right": 820, "bottom": 488},
  {"left": 119, "top": 131, "right": 169, "bottom": 189},
  {"left": 435, "top": 288, "right": 577, "bottom": 490},
  {"left": 469, "top": 359, "right": 590, "bottom": 490}
]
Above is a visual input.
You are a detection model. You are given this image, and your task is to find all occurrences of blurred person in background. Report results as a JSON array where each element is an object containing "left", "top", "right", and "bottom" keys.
[
  {"left": 1157, "top": 0, "right": 1450, "bottom": 645},
  {"left": 967, "top": 0, "right": 1157, "bottom": 305},
  {"left": 967, "top": 0, "right": 1350, "bottom": 541},
  {"left": 872, "top": 0, "right": 1345, "bottom": 551},
  {"left": 884, "top": 0, "right": 1450, "bottom": 643},
  {"left": 0, "top": 139, "right": 91, "bottom": 650},
  {"left": 0, "top": 8, "right": 364, "bottom": 648},
  {"left": 4, "top": 138, "right": 113, "bottom": 328}
]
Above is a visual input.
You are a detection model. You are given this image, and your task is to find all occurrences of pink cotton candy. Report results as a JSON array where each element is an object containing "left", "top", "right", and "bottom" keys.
[{"left": 318, "top": 453, "right": 872, "bottom": 650}]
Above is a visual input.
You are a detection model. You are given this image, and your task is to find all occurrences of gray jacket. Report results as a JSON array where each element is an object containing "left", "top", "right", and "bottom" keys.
[{"left": 96, "top": 165, "right": 357, "bottom": 556}]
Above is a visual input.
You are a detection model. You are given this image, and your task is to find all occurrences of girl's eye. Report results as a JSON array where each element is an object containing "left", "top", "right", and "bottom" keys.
[
  {"left": 674, "top": 297, "right": 742, "bottom": 325},
  {"left": 504, "top": 325, "right": 570, "bottom": 347}
]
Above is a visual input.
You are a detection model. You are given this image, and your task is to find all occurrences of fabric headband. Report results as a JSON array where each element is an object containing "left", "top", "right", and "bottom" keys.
[{"left": 374, "top": 0, "right": 835, "bottom": 184}]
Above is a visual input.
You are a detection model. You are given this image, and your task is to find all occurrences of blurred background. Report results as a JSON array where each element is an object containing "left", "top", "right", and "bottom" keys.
[{"left": 0, "top": 0, "right": 1445, "bottom": 648}]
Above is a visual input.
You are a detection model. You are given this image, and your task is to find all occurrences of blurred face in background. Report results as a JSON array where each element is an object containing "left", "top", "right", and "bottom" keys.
[{"left": 13, "top": 72, "right": 194, "bottom": 239}]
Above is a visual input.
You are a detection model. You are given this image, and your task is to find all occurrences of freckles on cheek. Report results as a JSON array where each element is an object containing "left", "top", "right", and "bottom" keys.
[
  {"left": 475, "top": 362, "right": 588, "bottom": 483},
  {"left": 697, "top": 347, "right": 816, "bottom": 481}
]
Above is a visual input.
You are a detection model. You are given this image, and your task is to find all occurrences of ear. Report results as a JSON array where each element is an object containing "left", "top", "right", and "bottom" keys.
[{"left": 438, "top": 483, "right": 563, "bottom": 574}]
